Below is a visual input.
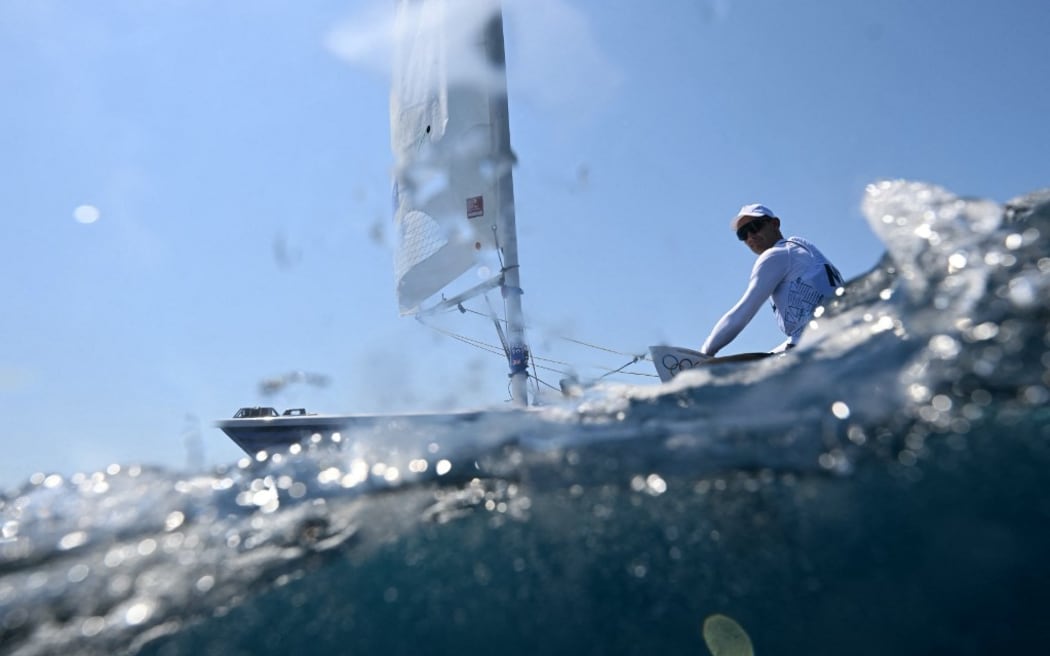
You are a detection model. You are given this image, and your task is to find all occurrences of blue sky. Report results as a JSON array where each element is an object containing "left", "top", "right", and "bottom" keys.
[{"left": 2, "top": 0, "right": 1048, "bottom": 489}]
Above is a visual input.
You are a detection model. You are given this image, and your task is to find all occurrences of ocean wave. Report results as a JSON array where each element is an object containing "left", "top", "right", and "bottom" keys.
[{"left": 2, "top": 181, "right": 1049, "bottom": 655}]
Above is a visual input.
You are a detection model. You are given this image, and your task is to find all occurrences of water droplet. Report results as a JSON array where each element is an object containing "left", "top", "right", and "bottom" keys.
[
  {"left": 831, "top": 401, "right": 851, "bottom": 420},
  {"left": 646, "top": 473, "right": 667, "bottom": 495},
  {"left": 81, "top": 616, "right": 106, "bottom": 637},
  {"left": 1007, "top": 275, "right": 1037, "bottom": 307},
  {"left": 317, "top": 467, "right": 342, "bottom": 484},
  {"left": 73, "top": 205, "right": 100, "bottom": 224},
  {"left": 67, "top": 563, "right": 90, "bottom": 583},
  {"left": 58, "top": 531, "right": 88, "bottom": 551},
  {"left": 702, "top": 614, "right": 754, "bottom": 656},
  {"left": 164, "top": 511, "right": 185, "bottom": 531},
  {"left": 124, "top": 601, "right": 152, "bottom": 626},
  {"left": 967, "top": 322, "right": 999, "bottom": 341},
  {"left": 1023, "top": 386, "right": 1049, "bottom": 405},
  {"left": 928, "top": 335, "right": 960, "bottom": 359}
]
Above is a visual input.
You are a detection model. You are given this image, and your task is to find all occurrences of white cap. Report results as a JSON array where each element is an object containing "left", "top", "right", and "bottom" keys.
[{"left": 730, "top": 203, "right": 777, "bottom": 231}]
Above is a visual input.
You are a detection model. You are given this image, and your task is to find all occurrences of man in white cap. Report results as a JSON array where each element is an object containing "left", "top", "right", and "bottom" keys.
[{"left": 696, "top": 203, "right": 843, "bottom": 361}]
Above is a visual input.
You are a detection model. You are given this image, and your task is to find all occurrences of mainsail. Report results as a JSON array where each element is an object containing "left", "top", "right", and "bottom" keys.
[{"left": 390, "top": 0, "right": 529, "bottom": 404}]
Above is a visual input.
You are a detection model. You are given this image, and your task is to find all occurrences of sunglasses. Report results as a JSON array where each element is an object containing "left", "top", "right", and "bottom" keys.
[{"left": 736, "top": 217, "right": 771, "bottom": 241}]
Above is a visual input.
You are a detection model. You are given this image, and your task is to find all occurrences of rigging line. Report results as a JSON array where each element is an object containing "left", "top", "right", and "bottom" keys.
[
  {"left": 453, "top": 335, "right": 505, "bottom": 357},
  {"left": 527, "top": 345, "right": 542, "bottom": 400},
  {"left": 424, "top": 299, "right": 655, "bottom": 380},
  {"left": 449, "top": 335, "right": 506, "bottom": 358},
  {"left": 531, "top": 374, "right": 564, "bottom": 394},
  {"left": 525, "top": 344, "right": 656, "bottom": 379},
  {"left": 594, "top": 355, "right": 646, "bottom": 381},
  {"left": 440, "top": 323, "right": 654, "bottom": 378},
  {"left": 416, "top": 313, "right": 493, "bottom": 348},
  {"left": 618, "top": 370, "right": 661, "bottom": 379},
  {"left": 483, "top": 292, "right": 511, "bottom": 355},
  {"left": 530, "top": 353, "right": 575, "bottom": 367},
  {"left": 528, "top": 350, "right": 654, "bottom": 378},
  {"left": 431, "top": 331, "right": 657, "bottom": 380},
  {"left": 438, "top": 304, "right": 652, "bottom": 376},
  {"left": 522, "top": 355, "right": 594, "bottom": 380},
  {"left": 529, "top": 355, "right": 659, "bottom": 380},
  {"left": 527, "top": 351, "right": 638, "bottom": 370},
  {"left": 557, "top": 335, "right": 646, "bottom": 358},
  {"left": 430, "top": 302, "right": 516, "bottom": 358},
  {"left": 458, "top": 304, "right": 502, "bottom": 321},
  {"left": 455, "top": 304, "right": 649, "bottom": 361},
  {"left": 489, "top": 225, "right": 523, "bottom": 281},
  {"left": 530, "top": 360, "right": 659, "bottom": 382},
  {"left": 530, "top": 360, "right": 574, "bottom": 377},
  {"left": 423, "top": 316, "right": 660, "bottom": 382},
  {"left": 419, "top": 312, "right": 521, "bottom": 360},
  {"left": 422, "top": 321, "right": 507, "bottom": 358},
  {"left": 491, "top": 224, "right": 505, "bottom": 270}
]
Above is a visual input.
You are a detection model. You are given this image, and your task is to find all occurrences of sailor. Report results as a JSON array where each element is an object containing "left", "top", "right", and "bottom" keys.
[{"left": 697, "top": 203, "right": 843, "bottom": 361}]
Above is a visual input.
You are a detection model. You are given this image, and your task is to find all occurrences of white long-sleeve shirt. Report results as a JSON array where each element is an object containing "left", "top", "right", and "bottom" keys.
[{"left": 701, "top": 236, "right": 843, "bottom": 356}]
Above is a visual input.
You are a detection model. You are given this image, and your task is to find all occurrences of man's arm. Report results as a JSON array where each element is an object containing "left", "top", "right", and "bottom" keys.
[{"left": 700, "top": 250, "right": 788, "bottom": 355}]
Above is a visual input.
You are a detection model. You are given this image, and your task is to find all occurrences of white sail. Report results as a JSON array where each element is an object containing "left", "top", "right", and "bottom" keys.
[
  {"left": 390, "top": 0, "right": 529, "bottom": 405},
  {"left": 390, "top": 0, "right": 514, "bottom": 315}
]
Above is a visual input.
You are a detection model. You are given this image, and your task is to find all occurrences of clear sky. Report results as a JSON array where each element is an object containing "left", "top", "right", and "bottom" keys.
[{"left": 2, "top": 0, "right": 1048, "bottom": 489}]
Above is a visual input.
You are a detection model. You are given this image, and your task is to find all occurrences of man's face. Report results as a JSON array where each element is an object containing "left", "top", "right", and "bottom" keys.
[{"left": 736, "top": 216, "right": 780, "bottom": 255}]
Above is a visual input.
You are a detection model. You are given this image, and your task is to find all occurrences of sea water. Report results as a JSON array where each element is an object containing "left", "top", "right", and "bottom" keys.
[{"left": 3, "top": 181, "right": 1049, "bottom": 655}]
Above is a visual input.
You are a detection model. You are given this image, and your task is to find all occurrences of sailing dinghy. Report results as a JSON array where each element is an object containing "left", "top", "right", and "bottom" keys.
[
  {"left": 218, "top": 0, "right": 544, "bottom": 455},
  {"left": 219, "top": 0, "right": 760, "bottom": 456}
]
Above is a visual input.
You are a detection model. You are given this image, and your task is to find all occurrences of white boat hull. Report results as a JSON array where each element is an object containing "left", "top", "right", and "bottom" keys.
[{"left": 216, "top": 409, "right": 498, "bottom": 456}]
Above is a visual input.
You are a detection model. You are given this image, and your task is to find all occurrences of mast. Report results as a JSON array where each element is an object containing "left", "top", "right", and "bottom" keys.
[{"left": 484, "top": 5, "right": 529, "bottom": 406}]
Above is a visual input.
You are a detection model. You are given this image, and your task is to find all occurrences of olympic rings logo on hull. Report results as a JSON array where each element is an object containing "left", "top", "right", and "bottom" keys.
[{"left": 661, "top": 353, "right": 700, "bottom": 377}]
